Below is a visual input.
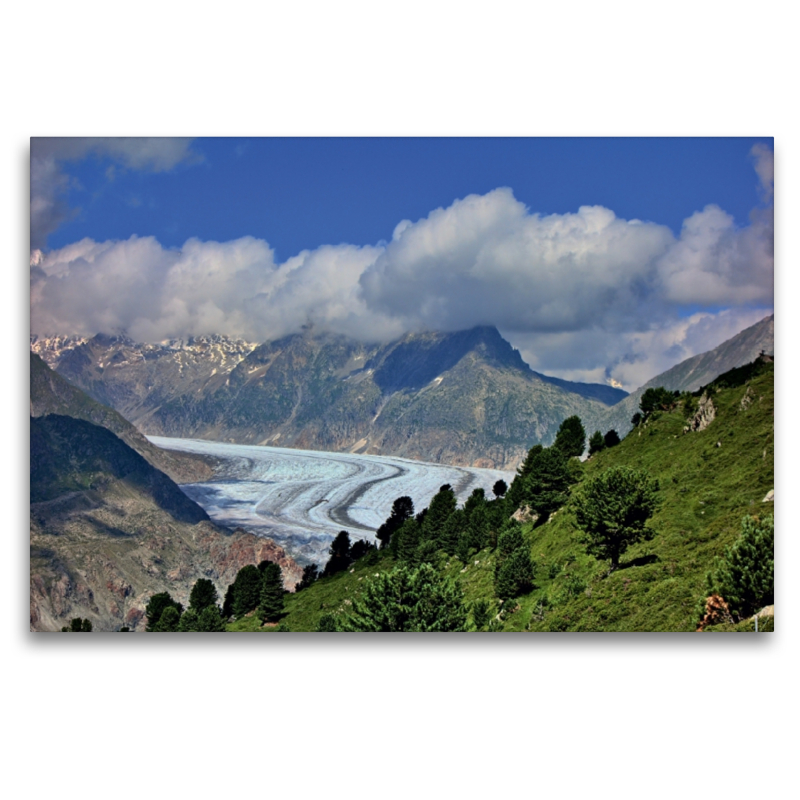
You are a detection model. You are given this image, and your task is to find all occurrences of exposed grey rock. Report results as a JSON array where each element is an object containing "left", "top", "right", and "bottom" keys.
[{"left": 683, "top": 392, "right": 716, "bottom": 433}]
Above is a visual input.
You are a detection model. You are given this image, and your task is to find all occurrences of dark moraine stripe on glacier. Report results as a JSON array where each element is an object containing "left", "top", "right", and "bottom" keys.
[{"left": 146, "top": 436, "right": 516, "bottom": 565}]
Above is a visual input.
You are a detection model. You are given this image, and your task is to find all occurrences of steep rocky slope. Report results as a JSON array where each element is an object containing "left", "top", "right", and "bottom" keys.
[
  {"left": 30, "top": 415, "right": 302, "bottom": 631},
  {"left": 596, "top": 314, "right": 774, "bottom": 438},
  {"left": 35, "top": 326, "right": 623, "bottom": 469}
]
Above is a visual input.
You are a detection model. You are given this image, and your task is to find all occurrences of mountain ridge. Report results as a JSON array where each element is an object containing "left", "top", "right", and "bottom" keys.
[{"left": 33, "top": 325, "right": 624, "bottom": 469}]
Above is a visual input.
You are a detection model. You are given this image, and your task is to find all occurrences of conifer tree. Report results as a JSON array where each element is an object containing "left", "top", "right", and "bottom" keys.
[
  {"left": 196, "top": 605, "right": 227, "bottom": 631},
  {"left": 322, "top": 531, "right": 352, "bottom": 577},
  {"left": 258, "top": 562, "right": 285, "bottom": 623},
  {"left": 153, "top": 605, "right": 181, "bottom": 632},
  {"left": 588, "top": 430, "right": 606, "bottom": 456},
  {"left": 145, "top": 592, "right": 184, "bottom": 631},
  {"left": 390, "top": 517, "right": 421, "bottom": 562},
  {"left": 707, "top": 515, "right": 773, "bottom": 620},
  {"left": 573, "top": 466, "right": 660, "bottom": 572},
  {"left": 439, "top": 508, "right": 465, "bottom": 555},
  {"left": 231, "top": 565, "right": 263, "bottom": 618},
  {"left": 494, "top": 547, "right": 534, "bottom": 600},
  {"left": 188, "top": 578, "right": 218, "bottom": 613},
  {"left": 523, "top": 447, "right": 571, "bottom": 522},
  {"left": 493, "top": 521, "right": 534, "bottom": 600},
  {"left": 339, "top": 563, "right": 467, "bottom": 632},
  {"left": 376, "top": 496, "right": 414, "bottom": 549},
  {"left": 553, "top": 415, "right": 586, "bottom": 458},
  {"left": 421, "top": 484, "right": 457, "bottom": 546}
]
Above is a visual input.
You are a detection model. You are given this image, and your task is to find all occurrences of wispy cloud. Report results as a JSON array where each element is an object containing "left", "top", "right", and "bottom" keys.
[{"left": 30, "top": 137, "right": 200, "bottom": 250}]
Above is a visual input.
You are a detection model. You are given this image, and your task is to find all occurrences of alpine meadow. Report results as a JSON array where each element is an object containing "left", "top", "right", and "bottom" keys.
[{"left": 29, "top": 137, "right": 774, "bottom": 633}]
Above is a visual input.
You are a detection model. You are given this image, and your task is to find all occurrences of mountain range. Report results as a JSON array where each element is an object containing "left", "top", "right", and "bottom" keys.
[{"left": 32, "top": 326, "right": 626, "bottom": 469}]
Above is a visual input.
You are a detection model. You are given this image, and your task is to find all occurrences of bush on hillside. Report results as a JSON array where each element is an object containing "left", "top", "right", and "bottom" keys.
[
  {"left": 706, "top": 514, "right": 773, "bottom": 621},
  {"left": 338, "top": 563, "right": 467, "bottom": 632}
]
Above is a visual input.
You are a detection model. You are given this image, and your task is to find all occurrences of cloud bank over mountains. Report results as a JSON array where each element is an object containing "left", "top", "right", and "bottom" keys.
[{"left": 29, "top": 142, "right": 773, "bottom": 391}]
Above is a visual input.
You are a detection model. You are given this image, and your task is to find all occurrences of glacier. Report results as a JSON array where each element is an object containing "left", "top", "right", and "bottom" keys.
[{"left": 148, "top": 436, "right": 516, "bottom": 566}]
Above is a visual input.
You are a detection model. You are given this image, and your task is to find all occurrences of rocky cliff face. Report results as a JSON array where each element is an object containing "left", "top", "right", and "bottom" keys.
[
  {"left": 35, "top": 326, "right": 623, "bottom": 470},
  {"left": 30, "top": 415, "right": 302, "bottom": 631}
]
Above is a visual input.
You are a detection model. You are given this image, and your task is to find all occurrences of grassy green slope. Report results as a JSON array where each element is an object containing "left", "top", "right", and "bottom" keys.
[
  {"left": 513, "top": 362, "right": 773, "bottom": 632},
  {"left": 230, "top": 363, "right": 773, "bottom": 632}
]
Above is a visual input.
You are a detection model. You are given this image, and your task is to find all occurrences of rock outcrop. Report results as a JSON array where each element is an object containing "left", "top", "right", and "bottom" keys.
[{"left": 683, "top": 392, "right": 716, "bottom": 433}]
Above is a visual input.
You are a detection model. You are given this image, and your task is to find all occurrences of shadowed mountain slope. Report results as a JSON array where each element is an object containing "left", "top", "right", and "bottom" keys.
[{"left": 34, "top": 326, "right": 624, "bottom": 470}]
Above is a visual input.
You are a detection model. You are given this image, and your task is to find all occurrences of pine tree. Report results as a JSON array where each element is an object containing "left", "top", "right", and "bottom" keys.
[
  {"left": 603, "top": 429, "right": 621, "bottom": 448},
  {"left": 153, "top": 605, "right": 181, "bottom": 632},
  {"left": 439, "top": 508, "right": 465, "bottom": 555},
  {"left": 588, "top": 430, "right": 606, "bottom": 456},
  {"left": 145, "top": 592, "right": 184, "bottom": 631},
  {"left": 231, "top": 565, "right": 263, "bottom": 618},
  {"left": 494, "top": 547, "right": 535, "bottom": 600},
  {"left": 376, "top": 496, "right": 414, "bottom": 549},
  {"left": 188, "top": 578, "right": 218, "bottom": 613},
  {"left": 573, "top": 466, "right": 660, "bottom": 571},
  {"left": 339, "top": 563, "right": 467, "bottom": 632},
  {"left": 296, "top": 564, "right": 319, "bottom": 591},
  {"left": 707, "top": 515, "right": 773, "bottom": 620},
  {"left": 492, "top": 479, "right": 508, "bottom": 498},
  {"left": 524, "top": 447, "right": 571, "bottom": 521},
  {"left": 391, "top": 517, "right": 421, "bottom": 563},
  {"left": 553, "top": 415, "right": 586, "bottom": 458},
  {"left": 196, "top": 605, "right": 227, "bottom": 631},
  {"left": 258, "top": 562, "right": 285, "bottom": 623},
  {"left": 178, "top": 608, "right": 200, "bottom": 631},
  {"left": 421, "top": 484, "right": 457, "bottom": 546},
  {"left": 322, "top": 531, "right": 352, "bottom": 577}
]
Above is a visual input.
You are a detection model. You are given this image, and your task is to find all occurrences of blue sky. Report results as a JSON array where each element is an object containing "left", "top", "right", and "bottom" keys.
[
  {"left": 46, "top": 137, "right": 770, "bottom": 261},
  {"left": 30, "top": 137, "right": 773, "bottom": 390}
]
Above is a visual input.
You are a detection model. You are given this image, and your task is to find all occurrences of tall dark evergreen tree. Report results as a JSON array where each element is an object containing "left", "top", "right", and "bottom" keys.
[
  {"left": 153, "top": 605, "right": 181, "bottom": 632},
  {"left": 523, "top": 447, "right": 572, "bottom": 522},
  {"left": 390, "top": 517, "right": 422, "bottom": 563},
  {"left": 259, "top": 562, "right": 285, "bottom": 623},
  {"left": 349, "top": 538, "right": 376, "bottom": 561},
  {"left": 145, "top": 592, "right": 184, "bottom": 632},
  {"left": 188, "top": 578, "right": 218, "bottom": 613},
  {"left": 604, "top": 429, "right": 621, "bottom": 448},
  {"left": 322, "top": 531, "right": 352, "bottom": 577},
  {"left": 588, "top": 430, "right": 606, "bottom": 456},
  {"left": 376, "top": 496, "right": 414, "bottom": 549},
  {"left": 421, "top": 484, "right": 457, "bottom": 546},
  {"left": 296, "top": 564, "right": 320, "bottom": 591},
  {"left": 553, "top": 415, "right": 586, "bottom": 458},
  {"left": 507, "top": 445, "right": 544, "bottom": 510},
  {"left": 231, "top": 565, "right": 263, "bottom": 618},
  {"left": 440, "top": 508, "right": 466, "bottom": 556},
  {"left": 494, "top": 522, "right": 534, "bottom": 600},
  {"left": 707, "top": 514, "right": 773, "bottom": 621}
]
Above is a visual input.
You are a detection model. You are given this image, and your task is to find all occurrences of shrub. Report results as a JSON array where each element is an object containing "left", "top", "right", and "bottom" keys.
[{"left": 706, "top": 515, "right": 773, "bottom": 621}]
